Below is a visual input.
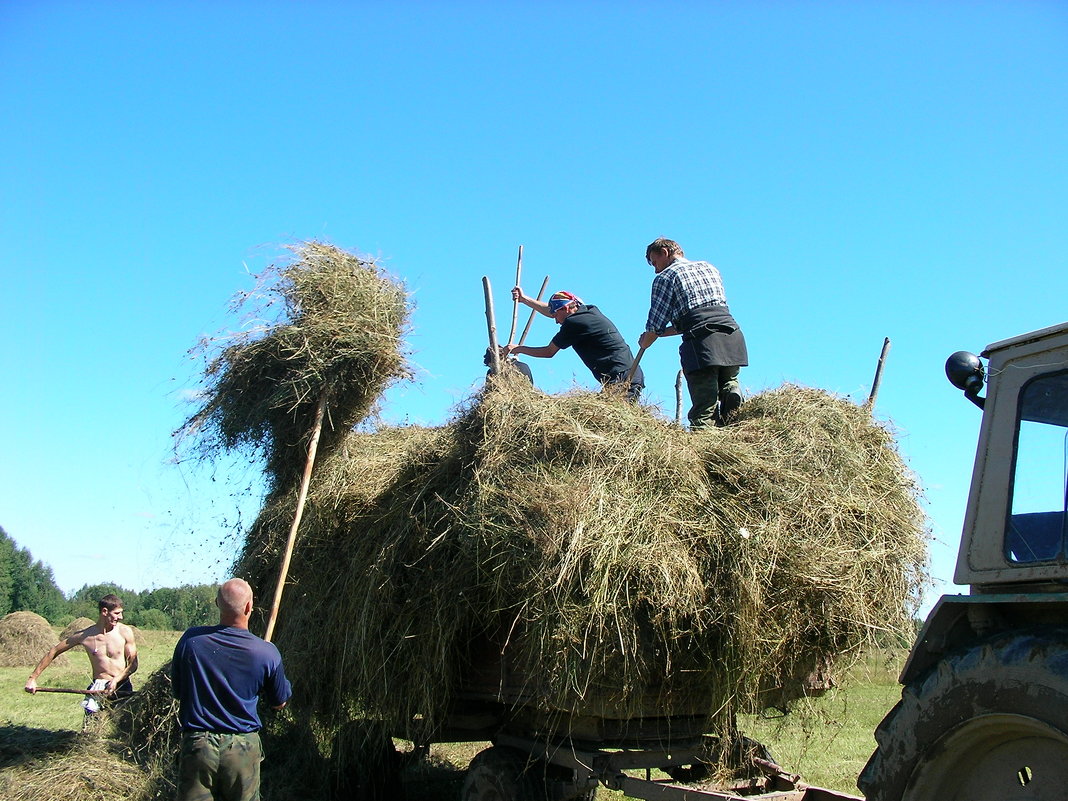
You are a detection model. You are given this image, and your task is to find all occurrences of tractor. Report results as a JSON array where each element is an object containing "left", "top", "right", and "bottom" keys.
[{"left": 859, "top": 321, "right": 1068, "bottom": 800}]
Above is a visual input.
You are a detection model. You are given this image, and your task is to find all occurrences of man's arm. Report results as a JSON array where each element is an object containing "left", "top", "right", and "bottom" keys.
[
  {"left": 264, "top": 650, "right": 293, "bottom": 711},
  {"left": 25, "top": 636, "right": 80, "bottom": 693},
  {"left": 513, "top": 286, "right": 553, "bottom": 318},
  {"left": 503, "top": 343, "right": 560, "bottom": 360}
]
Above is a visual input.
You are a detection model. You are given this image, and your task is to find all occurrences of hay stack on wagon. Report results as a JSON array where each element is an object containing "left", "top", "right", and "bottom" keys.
[
  {"left": 237, "top": 372, "right": 927, "bottom": 744},
  {"left": 175, "top": 239, "right": 925, "bottom": 765},
  {"left": 0, "top": 612, "right": 65, "bottom": 668}
]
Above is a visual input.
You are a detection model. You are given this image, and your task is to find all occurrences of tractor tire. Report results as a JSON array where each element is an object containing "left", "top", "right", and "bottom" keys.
[
  {"left": 858, "top": 628, "right": 1068, "bottom": 801},
  {"left": 461, "top": 745, "right": 596, "bottom": 801}
]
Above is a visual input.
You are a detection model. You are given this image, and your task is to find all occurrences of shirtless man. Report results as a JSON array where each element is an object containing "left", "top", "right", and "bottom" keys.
[{"left": 25, "top": 593, "right": 138, "bottom": 713}]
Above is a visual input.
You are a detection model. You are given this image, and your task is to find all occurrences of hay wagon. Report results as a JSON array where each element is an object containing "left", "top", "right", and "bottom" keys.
[{"left": 398, "top": 630, "right": 864, "bottom": 801}]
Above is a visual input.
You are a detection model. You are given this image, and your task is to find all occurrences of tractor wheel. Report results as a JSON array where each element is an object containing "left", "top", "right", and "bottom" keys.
[
  {"left": 461, "top": 745, "right": 595, "bottom": 801},
  {"left": 858, "top": 628, "right": 1068, "bottom": 801}
]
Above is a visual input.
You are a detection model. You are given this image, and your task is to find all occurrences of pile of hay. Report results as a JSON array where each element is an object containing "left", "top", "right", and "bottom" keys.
[
  {"left": 180, "top": 241, "right": 412, "bottom": 487},
  {"left": 59, "top": 617, "right": 94, "bottom": 640},
  {"left": 238, "top": 375, "right": 928, "bottom": 744},
  {"left": 0, "top": 731, "right": 150, "bottom": 801},
  {"left": 0, "top": 612, "right": 65, "bottom": 668}
]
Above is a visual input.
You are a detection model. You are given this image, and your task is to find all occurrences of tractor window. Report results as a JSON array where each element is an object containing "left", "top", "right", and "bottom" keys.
[{"left": 1006, "top": 370, "right": 1068, "bottom": 563}]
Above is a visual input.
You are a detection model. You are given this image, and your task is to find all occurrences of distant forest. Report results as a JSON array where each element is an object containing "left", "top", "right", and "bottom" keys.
[{"left": 0, "top": 525, "right": 219, "bottom": 630}]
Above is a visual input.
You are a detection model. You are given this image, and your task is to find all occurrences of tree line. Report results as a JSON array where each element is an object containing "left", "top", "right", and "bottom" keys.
[{"left": 1, "top": 526, "right": 219, "bottom": 630}]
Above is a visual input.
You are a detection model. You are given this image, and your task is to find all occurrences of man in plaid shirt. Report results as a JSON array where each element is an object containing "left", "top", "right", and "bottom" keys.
[{"left": 638, "top": 238, "right": 748, "bottom": 428}]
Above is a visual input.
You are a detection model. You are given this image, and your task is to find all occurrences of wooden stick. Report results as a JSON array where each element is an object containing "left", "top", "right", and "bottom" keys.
[
  {"left": 264, "top": 389, "right": 328, "bottom": 643},
  {"left": 483, "top": 276, "right": 501, "bottom": 374},
  {"left": 625, "top": 345, "right": 648, "bottom": 386},
  {"left": 32, "top": 687, "right": 111, "bottom": 695},
  {"left": 517, "top": 275, "right": 549, "bottom": 348},
  {"left": 507, "top": 245, "right": 523, "bottom": 345},
  {"left": 865, "top": 337, "right": 892, "bottom": 411},
  {"left": 675, "top": 370, "right": 684, "bottom": 424}
]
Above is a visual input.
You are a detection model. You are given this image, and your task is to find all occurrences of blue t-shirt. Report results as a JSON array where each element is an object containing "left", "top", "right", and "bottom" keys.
[{"left": 172, "top": 625, "right": 292, "bottom": 733}]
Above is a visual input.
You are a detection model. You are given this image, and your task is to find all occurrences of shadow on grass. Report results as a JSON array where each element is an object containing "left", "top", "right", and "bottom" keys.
[{"left": 0, "top": 724, "right": 79, "bottom": 769}]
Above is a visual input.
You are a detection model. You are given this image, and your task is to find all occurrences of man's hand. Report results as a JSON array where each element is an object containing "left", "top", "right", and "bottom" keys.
[
  {"left": 499, "top": 344, "right": 517, "bottom": 359},
  {"left": 24, "top": 677, "right": 37, "bottom": 694},
  {"left": 511, "top": 286, "right": 526, "bottom": 305},
  {"left": 638, "top": 331, "right": 659, "bottom": 350}
]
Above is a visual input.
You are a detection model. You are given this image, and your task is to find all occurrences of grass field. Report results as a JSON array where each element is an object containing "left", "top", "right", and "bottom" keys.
[{"left": 1, "top": 631, "right": 903, "bottom": 799}]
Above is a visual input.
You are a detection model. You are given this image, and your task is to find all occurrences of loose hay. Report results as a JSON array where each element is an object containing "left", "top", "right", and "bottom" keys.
[
  {"left": 179, "top": 241, "right": 412, "bottom": 487},
  {"left": 0, "top": 612, "right": 65, "bottom": 668},
  {"left": 238, "top": 376, "right": 928, "bottom": 752},
  {"left": 0, "top": 731, "right": 150, "bottom": 801}
]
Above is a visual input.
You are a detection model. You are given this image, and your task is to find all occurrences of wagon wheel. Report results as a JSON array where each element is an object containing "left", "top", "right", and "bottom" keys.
[
  {"left": 462, "top": 746, "right": 541, "bottom": 801},
  {"left": 859, "top": 628, "right": 1068, "bottom": 801},
  {"left": 461, "top": 745, "right": 596, "bottom": 801}
]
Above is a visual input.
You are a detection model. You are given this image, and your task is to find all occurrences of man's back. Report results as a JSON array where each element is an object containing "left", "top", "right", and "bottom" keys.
[
  {"left": 172, "top": 624, "right": 291, "bottom": 733},
  {"left": 552, "top": 305, "right": 640, "bottom": 381}
]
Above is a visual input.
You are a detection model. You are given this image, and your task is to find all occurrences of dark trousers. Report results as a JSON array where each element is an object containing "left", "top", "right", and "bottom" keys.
[{"left": 684, "top": 365, "right": 740, "bottom": 428}]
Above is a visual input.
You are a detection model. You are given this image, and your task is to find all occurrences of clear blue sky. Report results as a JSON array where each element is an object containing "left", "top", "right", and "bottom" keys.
[{"left": 2, "top": 2, "right": 1065, "bottom": 618}]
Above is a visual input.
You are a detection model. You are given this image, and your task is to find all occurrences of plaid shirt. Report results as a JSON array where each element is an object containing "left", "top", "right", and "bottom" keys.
[{"left": 645, "top": 258, "right": 728, "bottom": 333}]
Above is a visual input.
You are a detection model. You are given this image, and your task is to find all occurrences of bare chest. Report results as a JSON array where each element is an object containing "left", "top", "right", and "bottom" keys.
[{"left": 82, "top": 631, "right": 126, "bottom": 663}]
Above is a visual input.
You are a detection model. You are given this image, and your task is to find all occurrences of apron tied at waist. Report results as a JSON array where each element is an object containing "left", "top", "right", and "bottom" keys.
[{"left": 673, "top": 304, "right": 749, "bottom": 373}]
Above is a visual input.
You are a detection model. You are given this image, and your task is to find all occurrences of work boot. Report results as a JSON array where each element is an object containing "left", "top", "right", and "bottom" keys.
[{"left": 720, "top": 389, "right": 743, "bottom": 419}]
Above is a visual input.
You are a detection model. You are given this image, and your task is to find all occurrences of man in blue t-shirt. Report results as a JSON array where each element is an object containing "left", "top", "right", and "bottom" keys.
[
  {"left": 172, "top": 578, "right": 292, "bottom": 801},
  {"left": 502, "top": 288, "right": 644, "bottom": 400}
]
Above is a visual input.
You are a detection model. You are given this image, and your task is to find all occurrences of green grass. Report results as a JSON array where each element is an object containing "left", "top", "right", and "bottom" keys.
[{"left": 2, "top": 637, "right": 904, "bottom": 799}]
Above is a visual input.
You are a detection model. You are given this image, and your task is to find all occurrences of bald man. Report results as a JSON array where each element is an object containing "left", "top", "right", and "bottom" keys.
[{"left": 172, "top": 579, "right": 292, "bottom": 801}]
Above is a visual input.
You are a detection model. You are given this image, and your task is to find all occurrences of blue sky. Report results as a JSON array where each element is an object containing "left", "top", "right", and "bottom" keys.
[{"left": 1, "top": 2, "right": 1065, "bottom": 617}]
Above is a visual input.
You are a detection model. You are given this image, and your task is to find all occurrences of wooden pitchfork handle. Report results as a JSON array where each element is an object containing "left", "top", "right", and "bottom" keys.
[
  {"left": 32, "top": 687, "right": 112, "bottom": 695},
  {"left": 264, "top": 389, "right": 329, "bottom": 643},
  {"left": 516, "top": 275, "right": 550, "bottom": 348},
  {"left": 625, "top": 345, "right": 648, "bottom": 386},
  {"left": 507, "top": 245, "right": 523, "bottom": 345}
]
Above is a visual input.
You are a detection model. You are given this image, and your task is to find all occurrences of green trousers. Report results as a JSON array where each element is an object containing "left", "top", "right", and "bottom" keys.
[
  {"left": 177, "top": 730, "right": 263, "bottom": 801},
  {"left": 684, "top": 365, "right": 741, "bottom": 429}
]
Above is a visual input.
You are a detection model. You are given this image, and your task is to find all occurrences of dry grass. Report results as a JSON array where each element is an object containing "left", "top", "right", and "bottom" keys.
[
  {"left": 178, "top": 240, "right": 412, "bottom": 488},
  {"left": 58, "top": 618, "right": 94, "bottom": 641},
  {"left": 238, "top": 374, "right": 928, "bottom": 766},
  {"left": 0, "top": 727, "right": 150, "bottom": 801},
  {"left": 0, "top": 613, "right": 66, "bottom": 669}
]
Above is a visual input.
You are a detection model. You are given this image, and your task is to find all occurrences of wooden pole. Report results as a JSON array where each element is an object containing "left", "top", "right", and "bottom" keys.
[
  {"left": 32, "top": 687, "right": 111, "bottom": 695},
  {"left": 865, "top": 337, "right": 892, "bottom": 411},
  {"left": 264, "top": 389, "right": 328, "bottom": 643},
  {"left": 483, "top": 276, "right": 501, "bottom": 374},
  {"left": 675, "top": 370, "right": 684, "bottom": 424},
  {"left": 517, "top": 275, "right": 549, "bottom": 347},
  {"left": 507, "top": 245, "right": 523, "bottom": 345},
  {"left": 625, "top": 345, "right": 648, "bottom": 387}
]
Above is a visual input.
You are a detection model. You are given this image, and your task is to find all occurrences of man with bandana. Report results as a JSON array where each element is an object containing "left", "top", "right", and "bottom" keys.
[{"left": 502, "top": 288, "right": 644, "bottom": 400}]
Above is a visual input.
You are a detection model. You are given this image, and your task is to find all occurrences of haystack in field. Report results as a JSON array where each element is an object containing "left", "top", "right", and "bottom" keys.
[
  {"left": 179, "top": 241, "right": 412, "bottom": 487},
  {"left": 0, "top": 612, "right": 65, "bottom": 668},
  {"left": 59, "top": 617, "right": 95, "bottom": 640},
  {"left": 237, "top": 374, "right": 927, "bottom": 744}
]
